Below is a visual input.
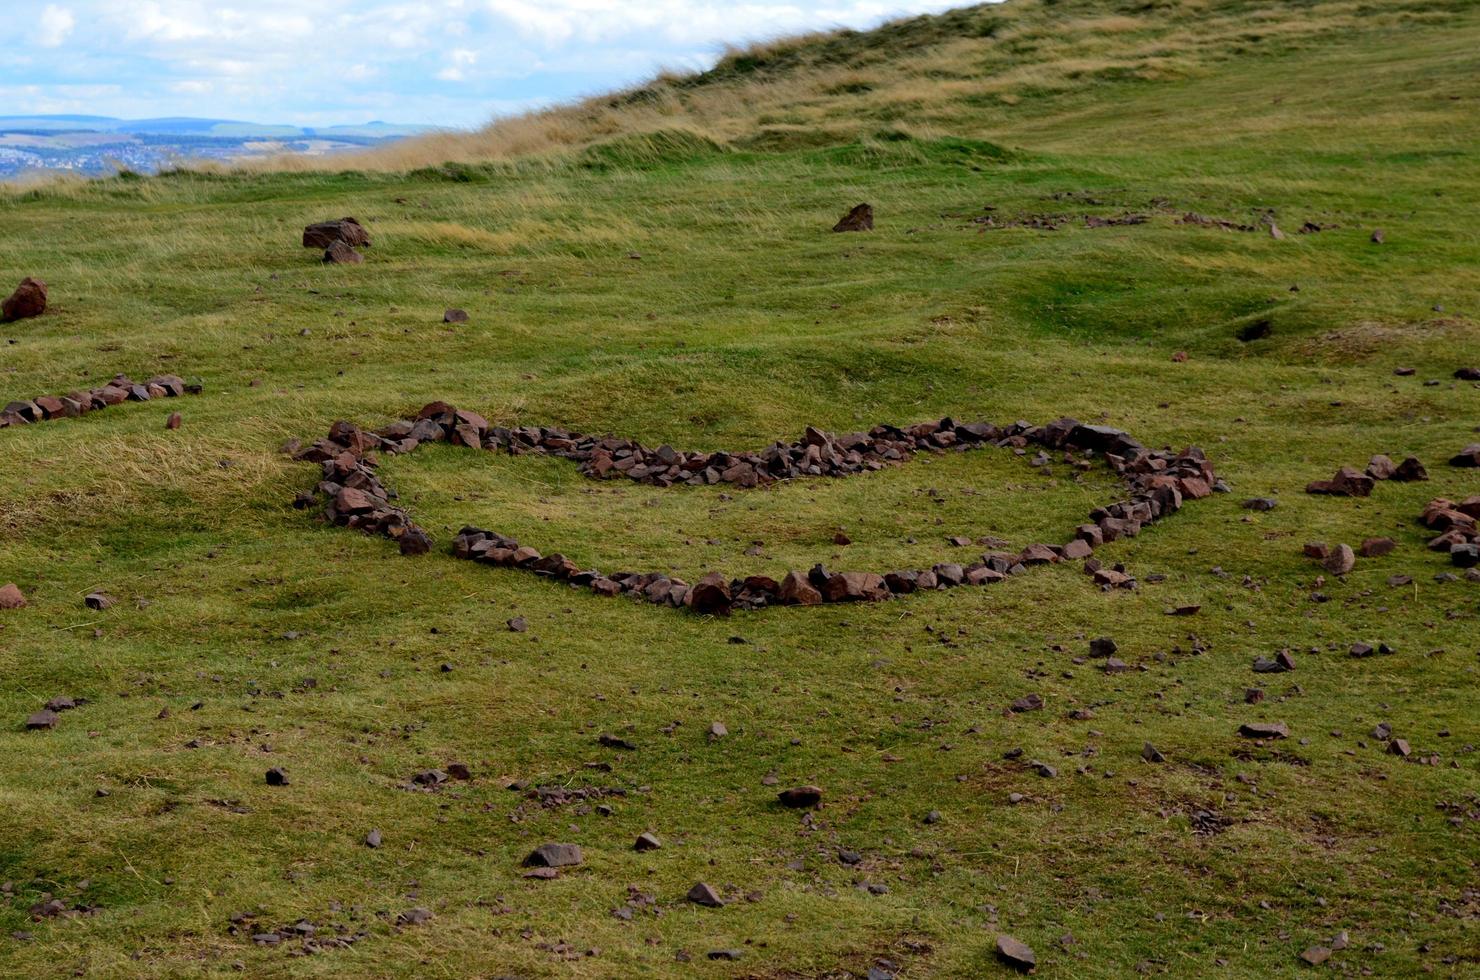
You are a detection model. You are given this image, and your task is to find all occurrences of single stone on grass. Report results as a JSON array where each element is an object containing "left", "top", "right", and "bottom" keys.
[
  {"left": 443, "top": 309, "right": 469, "bottom": 324},
  {"left": 1243, "top": 498, "right": 1278, "bottom": 511},
  {"left": 634, "top": 832, "right": 662, "bottom": 852},
  {"left": 323, "top": 241, "right": 364, "bottom": 265},
  {"left": 83, "top": 592, "right": 114, "bottom": 611},
  {"left": 777, "top": 785, "right": 823, "bottom": 808},
  {"left": 995, "top": 935, "right": 1036, "bottom": 972},
  {"left": 686, "top": 882, "right": 724, "bottom": 907},
  {"left": 25, "top": 709, "right": 59, "bottom": 730},
  {"left": 1301, "top": 946, "right": 1332, "bottom": 966},
  {"left": 707, "top": 721, "right": 728, "bottom": 740},
  {"left": 1089, "top": 637, "right": 1117, "bottom": 658},
  {"left": 1323, "top": 544, "right": 1356, "bottom": 575},
  {"left": 265, "top": 767, "right": 289, "bottom": 786},
  {"left": 365, "top": 829, "right": 382, "bottom": 848},
  {"left": 1239, "top": 722, "right": 1289, "bottom": 740},
  {"left": 303, "top": 217, "right": 370, "bottom": 250},
  {"left": 0, "top": 583, "right": 27, "bottom": 609},
  {"left": 506, "top": 616, "right": 527, "bottom": 633},
  {"left": 1142, "top": 742, "right": 1166, "bottom": 763},
  {"left": 1358, "top": 537, "right": 1395, "bottom": 558},
  {"left": 1009, "top": 693, "right": 1044, "bottom": 713},
  {"left": 525, "top": 843, "right": 583, "bottom": 868},
  {"left": 1388, "top": 738, "right": 1411, "bottom": 758},
  {"left": 1, "top": 277, "right": 47, "bottom": 322},
  {"left": 832, "top": 203, "right": 874, "bottom": 233},
  {"left": 397, "top": 907, "right": 433, "bottom": 926},
  {"left": 166, "top": 412, "right": 182, "bottom": 430}
]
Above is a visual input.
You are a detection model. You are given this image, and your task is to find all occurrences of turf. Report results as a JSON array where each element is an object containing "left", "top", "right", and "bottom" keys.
[{"left": 1, "top": 1, "right": 1478, "bottom": 976}]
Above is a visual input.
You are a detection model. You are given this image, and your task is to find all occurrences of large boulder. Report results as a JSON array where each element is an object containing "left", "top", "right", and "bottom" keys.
[
  {"left": 1, "top": 278, "right": 47, "bottom": 322},
  {"left": 303, "top": 218, "right": 370, "bottom": 250}
]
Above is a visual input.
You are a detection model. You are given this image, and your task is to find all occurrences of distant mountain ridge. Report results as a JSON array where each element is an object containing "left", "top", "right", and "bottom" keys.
[{"left": 0, "top": 115, "right": 432, "bottom": 139}]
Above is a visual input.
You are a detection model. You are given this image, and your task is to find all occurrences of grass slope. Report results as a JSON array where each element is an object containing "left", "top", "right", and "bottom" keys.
[{"left": 1, "top": 0, "right": 1478, "bottom": 976}]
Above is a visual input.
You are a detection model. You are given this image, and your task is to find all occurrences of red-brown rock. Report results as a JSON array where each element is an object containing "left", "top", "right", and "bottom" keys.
[{"left": 1, "top": 277, "right": 47, "bottom": 322}]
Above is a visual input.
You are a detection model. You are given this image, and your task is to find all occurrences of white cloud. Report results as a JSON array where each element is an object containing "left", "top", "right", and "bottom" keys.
[
  {"left": 38, "top": 4, "right": 76, "bottom": 47},
  {"left": 437, "top": 48, "right": 479, "bottom": 82},
  {"left": 2, "top": 0, "right": 971, "bottom": 126}
]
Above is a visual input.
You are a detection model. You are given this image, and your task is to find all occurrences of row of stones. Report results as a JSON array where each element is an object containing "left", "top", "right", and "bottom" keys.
[
  {"left": 1, "top": 374, "right": 199, "bottom": 429},
  {"left": 293, "top": 404, "right": 1218, "bottom": 613}
]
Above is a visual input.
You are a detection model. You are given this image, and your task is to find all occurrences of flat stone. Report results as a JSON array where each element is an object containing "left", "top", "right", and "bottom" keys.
[
  {"left": 25, "top": 709, "right": 59, "bottom": 730},
  {"left": 995, "top": 934, "right": 1036, "bottom": 972},
  {"left": 524, "top": 843, "right": 583, "bottom": 868},
  {"left": 1238, "top": 722, "right": 1289, "bottom": 740}
]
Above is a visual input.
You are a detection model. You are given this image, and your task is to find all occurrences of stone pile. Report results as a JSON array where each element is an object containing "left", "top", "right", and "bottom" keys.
[
  {"left": 1, "top": 374, "right": 199, "bottom": 430},
  {"left": 1419, "top": 496, "right": 1480, "bottom": 567},
  {"left": 293, "top": 405, "right": 1219, "bottom": 613}
]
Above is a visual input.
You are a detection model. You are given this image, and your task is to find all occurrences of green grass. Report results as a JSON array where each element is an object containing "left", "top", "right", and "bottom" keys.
[{"left": 1, "top": 1, "right": 1479, "bottom": 976}]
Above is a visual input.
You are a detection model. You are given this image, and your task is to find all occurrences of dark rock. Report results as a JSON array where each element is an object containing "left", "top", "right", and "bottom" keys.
[
  {"left": 83, "top": 591, "right": 115, "bottom": 610},
  {"left": 779, "top": 570, "right": 823, "bottom": 606},
  {"left": 525, "top": 843, "right": 583, "bottom": 868},
  {"left": 443, "top": 309, "right": 469, "bottom": 324},
  {"left": 777, "top": 785, "right": 823, "bottom": 808},
  {"left": 323, "top": 241, "right": 364, "bottom": 265},
  {"left": 1358, "top": 537, "right": 1395, "bottom": 558},
  {"left": 1009, "top": 693, "right": 1044, "bottom": 713},
  {"left": 303, "top": 218, "right": 370, "bottom": 250},
  {"left": 832, "top": 203, "right": 874, "bottom": 233},
  {"left": 1089, "top": 637, "right": 1117, "bottom": 658},
  {"left": 25, "top": 709, "right": 59, "bottom": 730},
  {"left": 1243, "top": 497, "right": 1278, "bottom": 511},
  {"left": 1, "top": 277, "right": 47, "bottom": 322},
  {"left": 686, "top": 881, "right": 724, "bottom": 907},
  {"left": 1238, "top": 722, "right": 1289, "bottom": 739},
  {"left": 265, "top": 767, "right": 289, "bottom": 786},
  {"left": 1393, "top": 456, "right": 1428, "bottom": 481},
  {"left": 995, "top": 934, "right": 1036, "bottom": 972},
  {"left": 634, "top": 832, "right": 662, "bottom": 852},
  {"left": 1142, "top": 742, "right": 1166, "bottom": 763},
  {"left": 166, "top": 411, "right": 182, "bottom": 430}
]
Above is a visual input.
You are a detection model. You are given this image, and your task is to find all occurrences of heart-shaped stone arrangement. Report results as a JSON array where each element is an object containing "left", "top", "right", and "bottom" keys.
[
  {"left": 2, "top": 374, "right": 199, "bottom": 429},
  {"left": 293, "top": 403, "right": 1219, "bottom": 614}
]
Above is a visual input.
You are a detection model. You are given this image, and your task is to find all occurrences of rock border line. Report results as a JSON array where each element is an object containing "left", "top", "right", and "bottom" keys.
[
  {"left": 2, "top": 374, "right": 200, "bottom": 429},
  {"left": 292, "top": 404, "right": 1220, "bottom": 614}
]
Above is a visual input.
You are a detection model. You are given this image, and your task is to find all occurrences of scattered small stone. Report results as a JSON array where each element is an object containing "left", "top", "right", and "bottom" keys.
[
  {"left": 686, "top": 882, "right": 724, "bottom": 907},
  {"left": 83, "top": 592, "right": 115, "bottom": 611},
  {"left": 365, "top": 829, "right": 382, "bottom": 848},
  {"left": 1142, "top": 742, "right": 1166, "bottom": 763},
  {"left": 1301, "top": 945, "right": 1332, "bottom": 966},
  {"left": 397, "top": 907, "right": 433, "bottom": 926},
  {"left": 506, "top": 616, "right": 527, "bottom": 633},
  {"left": 633, "top": 832, "right": 662, "bottom": 852},
  {"left": 265, "top": 767, "right": 289, "bottom": 786}
]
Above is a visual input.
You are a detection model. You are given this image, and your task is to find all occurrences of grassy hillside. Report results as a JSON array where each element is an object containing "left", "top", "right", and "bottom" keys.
[{"left": 1, "top": 0, "right": 1478, "bottom": 976}]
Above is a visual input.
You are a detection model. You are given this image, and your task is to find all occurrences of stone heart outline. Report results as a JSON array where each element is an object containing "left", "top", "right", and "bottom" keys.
[{"left": 292, "top": 404, "right": 1219, "bottom": 614}]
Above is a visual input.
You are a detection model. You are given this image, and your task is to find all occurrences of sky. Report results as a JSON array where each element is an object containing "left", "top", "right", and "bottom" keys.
[{"left": 0, "top": 0, "right": 964, "bottom": 129}]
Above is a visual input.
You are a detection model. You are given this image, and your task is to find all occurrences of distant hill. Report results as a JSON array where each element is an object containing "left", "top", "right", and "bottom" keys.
[
  {"left": 0, "top": 115, "right": 431, "bottom": 139},
  {"left": 326, "top": 0, "right": 1479, "bottom": 171}
]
